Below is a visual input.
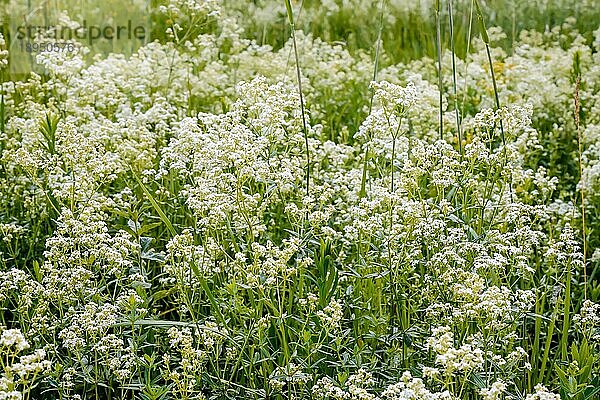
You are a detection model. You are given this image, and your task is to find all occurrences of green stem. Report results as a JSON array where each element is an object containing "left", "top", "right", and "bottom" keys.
[
  {"left": 560, "top": 262, "right": 572, "bottom": 360},
  {"left": 360, "top": 0, "right": 385, "bottom": 199},
  {"left": 475, "top": 0, "right": 513, "bottom": 203},
  {"left": 435, "top": 0, "right": 444, "bottom": 140},
  {"left": 573, "top": 54, "right": 587, "bottom": 299},
  {"left": 539, "top": 301, "right": 558, "bottom": 384},
  {"left": 284, "top": 0, "right": 310, "bottom": 196},
  {"left": 448, "top": 0, "right": 463, "bottom": 156}
]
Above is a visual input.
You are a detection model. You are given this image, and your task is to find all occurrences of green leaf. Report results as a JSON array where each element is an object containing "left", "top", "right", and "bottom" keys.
[
  {"left": 133, "top": 172, "right": 177, "bottom": 237},
  {"left": 583, "top": 379, "right": 600, "bottom": 400},
  {"left": 474, "top": 0, "right": 490, "bottom": 44},
  {"left": 283, "top": 0, "right": 294, "bottom": 25}
]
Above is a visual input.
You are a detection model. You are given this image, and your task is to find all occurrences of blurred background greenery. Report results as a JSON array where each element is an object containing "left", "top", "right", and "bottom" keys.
[
  {"left": 2, "top": 0, "right": 600, "bottom": 77},
  {"left": 221, "top": 0, "right": 600, "bottom": 63}
]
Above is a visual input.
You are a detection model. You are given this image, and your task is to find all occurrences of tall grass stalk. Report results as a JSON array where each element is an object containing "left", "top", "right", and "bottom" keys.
[
  {"left": 474, "top": 1, "right": 504, "bottom": 147},
  {"left": 560, "top": 260, "right": 572, "bottom": 361},
  {"left": 284, "top": 0, "right": 310, "bottom": 197},
  {"left": 474, "top": 0, "right": 513, "bottom": 202},
  {"left": 538, "top": 301, "right": 558, "bottom": 384},
  {"left": 360, "top": 0, "right": 385, "bottom": 199},
  {"left": 573, "top": 51, "right": 587, "bottom": 300},
  {"left": 0, "top": 90, "right": 4, "bottom": 136},
  {"left": 448, "top": 0, "right": 462, "bottom": 156},
  {"left": 435, "top": 0, "right": 444, "bottom": 140},
  {"left": 460, "top": 0, "right": 475, "bottom": 125},
  {"left": 0, "top": 68, "right": 4, "bottom": 135}
]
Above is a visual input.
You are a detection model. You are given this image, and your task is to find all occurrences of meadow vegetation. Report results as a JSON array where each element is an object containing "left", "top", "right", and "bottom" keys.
[{"left": 0, "top": 0, "right": 599, "bottom": 399}]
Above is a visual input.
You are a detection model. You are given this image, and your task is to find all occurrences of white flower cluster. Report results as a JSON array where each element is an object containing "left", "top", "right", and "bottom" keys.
[
  {"left": 0, "top": 329, "right": 29, "bottom": 353},
  {"left": 312, "top": 376, "right": 350, "bottom": 400},
  {"left": 316, "top": 298, "right": 344, "bottom": 331},
  {"left": 573, "top": 300, "right": 600, "bottom": 340},
  {"left": 371, "top": 81, "right": 418, "bottom": 116},
  {"left": 382, "top": 371, "right": 453, "bottom": 400},
  {"left": 525, "top": 384, "right": 561, "bottom": 400},
  {"left": 426, "top": 326, "right": 484, "bottom": 375},
  {"left": 0, "top": 33, "right": 8, "bottom": 69},
  {"left": 312, "top": 370, "right": 453, "bottom": 400},
  {"left": 269, "top": 363, "right": 311, "bottom": 392},
  {"left": 8, "top": 349, "right": 51, "bottom": 380},
  {"left": 58, "top": 302, "right": 120, "bottom": 350},
  {"left": 165, "top": 229, "right": 219, "bottom": 288},
  {"left": 0, "top": 328, "right": 51, "bottom": 399},
  {"left": 480, "top": 381, "right": 506, "bottom": 400}
]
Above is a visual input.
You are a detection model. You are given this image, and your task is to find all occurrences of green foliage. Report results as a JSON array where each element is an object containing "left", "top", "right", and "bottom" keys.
[{"left": 0, "top": 1, "right": 599, "bottom": 400}]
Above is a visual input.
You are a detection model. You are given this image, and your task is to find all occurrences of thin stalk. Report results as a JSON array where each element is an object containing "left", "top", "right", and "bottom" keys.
[
  {"left": 560, "top": 261, "right": 572, "bottom": 361},
  {"left": 369, "top": 0, "right": 385, "bottom": 115},
  {"left": 360, "top": 0, "right": 385, "bottom": 199},
  {"left": 387, "top": 117, "right": 402, "bottom": 322},
  {"left": 284, "top": 0, "right": 310, "bottom": 196},
  {"left": 511, "top": 0, "right": 517, "bottom": 54},
  {"left": 460, "top": 0, "right": 474, "bottom": 131},
  {"left": 391, "top": 135, "right": 397, "bottom": 195},
  {"left": 573, "top": 52, "right": 587, "bottom": 299},
  {"left": 0, "top": 86, "right": 4, "bottom": 135},
  {"left": 474, "top": 0, "right": 513, "bottom": 203},
  {"left": 473, "top": 1, "right": 504, "bottom": 147},
  {"left": 485, "top": 44, "right": 504, "bottom": 148},
  {"left": 435, "top": 0, "right": 444, "bottom": 140},
  {"left": 448, "top": 0, "right": 462, "bottom": 156},
  {"left": 531, "top": 293, "right": 545, "bottom": 389},
  {"left": 1, "top": 68, "right": 4, "bottom": 135},
  {"left": 538, "top": 303, "right": 557, "bottom": 384}
]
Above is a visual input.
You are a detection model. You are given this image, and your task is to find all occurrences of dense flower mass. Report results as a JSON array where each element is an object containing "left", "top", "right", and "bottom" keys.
[{"left": 0, "top": 0, "right": 599, "bottom": 399}]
